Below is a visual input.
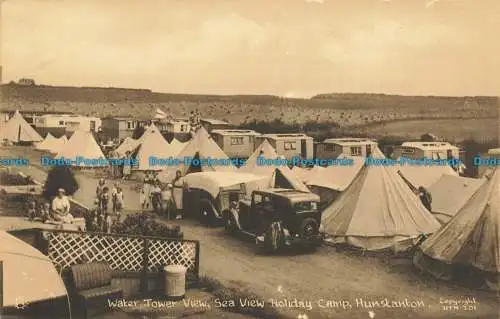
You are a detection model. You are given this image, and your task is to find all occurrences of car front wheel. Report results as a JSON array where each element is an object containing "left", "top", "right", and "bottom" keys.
[{"left": 299, "top": 218, "right": 319, "bottom": 238}]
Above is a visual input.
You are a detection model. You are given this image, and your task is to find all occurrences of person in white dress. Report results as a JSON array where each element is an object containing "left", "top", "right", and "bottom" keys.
[{"left": 51, "top": 188, "right": 73, "bottom": 223}]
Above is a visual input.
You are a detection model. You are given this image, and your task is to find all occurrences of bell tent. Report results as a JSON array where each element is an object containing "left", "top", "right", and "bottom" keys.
[
  {"left": 397, "top": 163, "right": 458, "bottom": 191},
  {"left": 158, "top": 127, "right": 237, "bottom": 182},
  {"left": 114, "top": 136, "right": 138, "bottom": 157},
  {"left": 414, "top": 169, "right": 499, "bottom": 290},
  {"left": 55, "top": 130, "right": 106, "bottom": 167},
  {"left": 35, "top": 133, "right": 68, "bottom": 153},
  {"left": 130, "top": 125, "right": 184, "bottom": 171},
  {"left": 321, "top": 147, "right": 441, "bottom": 252},
  {"left": 0, "top": 110, "right": 42, "bottom": 143}
]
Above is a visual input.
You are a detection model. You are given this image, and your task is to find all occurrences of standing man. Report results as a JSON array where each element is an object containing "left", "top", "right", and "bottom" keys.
[
  {"left": 172, "top": 170, "right": 185, "bottom": 220},
  {"left": 418, "top": 186, "right": 433, "bottom": 211}
]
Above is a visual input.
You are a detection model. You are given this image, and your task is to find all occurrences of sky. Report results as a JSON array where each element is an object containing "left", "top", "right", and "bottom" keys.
[{"left": 2, "top": 0, "right": 499, "bottom": 97}]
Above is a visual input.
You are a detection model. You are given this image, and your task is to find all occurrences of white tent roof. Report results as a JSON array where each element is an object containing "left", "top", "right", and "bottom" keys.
[
  {"left": 418, "top": 169, "right": 499, "bottom": 273},
  {"left": 131, "top": 127, "right": 184, "bottom": 171},
  {"left": 0, "top": 110, "right": 42, "bottom": 143},
  {"left": 321, "top": 147, "right": 441, "bottom": 251},
  {"left": 114, "top": 137, "right": 138, "bottom": 157},
  {"left": 0, "top": 231, "right": 67, "bottom": 307},
  {"left": 428, "top": 174, "right": 486, "bottom": 224},
  {"left": 240, "top": 139, "right": 310, "bottom": 192},
  {"left": 397, "top": 164, "right": 458, "bottom": 190},
  {"left": 182, "top": 171, "right": 268, "bottom": 198},
  {"left": 158, "top": 127, "right": 237, "bottom": 182},
  {"left": 35, "top": 133, "right": 68, "bottom": 153},
  {"left": 488, "top": 148, "right": 500, "bottom": 155},
  {"left": 55, "top": 130, "right": 106, "bottom": 167},
  {"left": 306, "top": 156, "right": 365, "bottom": 192}
]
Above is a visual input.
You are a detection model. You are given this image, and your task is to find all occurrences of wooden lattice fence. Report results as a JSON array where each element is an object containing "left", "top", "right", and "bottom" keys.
[{"left": 44, "top": 229, "right": 200, "bottom": 283}]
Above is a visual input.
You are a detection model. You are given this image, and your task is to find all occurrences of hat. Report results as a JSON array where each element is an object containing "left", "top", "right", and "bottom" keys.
[
  {"left": 167, "top": 183, "right": 173, "bottom": 189},
  {"left": 57, "top": 188, "right": 66, "bottom": 193}
]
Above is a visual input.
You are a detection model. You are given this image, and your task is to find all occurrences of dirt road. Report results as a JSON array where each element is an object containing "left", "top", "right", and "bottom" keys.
[{"left": 1, "top": 147, "right": 498, "bottom": 319}]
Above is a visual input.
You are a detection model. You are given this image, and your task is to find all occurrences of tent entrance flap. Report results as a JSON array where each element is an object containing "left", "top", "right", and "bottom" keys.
[{"left": 274, "top": 169, "right": 294, "bottom": 189}]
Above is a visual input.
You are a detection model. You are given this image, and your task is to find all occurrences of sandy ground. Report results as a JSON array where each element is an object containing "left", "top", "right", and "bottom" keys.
[{"left": 1, "top": 146, "right": 499, "bottom": 319}]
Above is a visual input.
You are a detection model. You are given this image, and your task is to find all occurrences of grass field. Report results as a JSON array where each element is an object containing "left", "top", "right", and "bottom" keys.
[{"left": 350, "top": 118, "right": 498, "bottom": 143}]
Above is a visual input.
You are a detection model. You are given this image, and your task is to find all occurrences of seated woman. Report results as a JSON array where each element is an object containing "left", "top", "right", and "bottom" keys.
[{"left": 51, "top": 188, "right": 74, "bottom": 223}]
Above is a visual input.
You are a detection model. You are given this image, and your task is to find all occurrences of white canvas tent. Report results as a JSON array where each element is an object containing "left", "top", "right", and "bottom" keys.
[
  {"left": 0, "top": 110, "right": 42, "bottom": 143},
  {"left": 130, "top": 126, "right": 184, "bottom": 171},
  {"left": 305, "top": 156, "right": 365, "bottom": 192},
  {"left": 427, "top": 174, "right": 486, "bottom": 224},
  {"left": 414, "top": 169, "right": 499, "bottom": 290},
  {"left": 55, "top": 130, "right": 106, "bottom": 167},
  {"left": 0, "top": 231, "right": 68, "bottom": 308},
  {"left": 158, "top": 127, "right": 237, "bottom": 182},
  {"left": 35, "top": 133, "right": 68, "bottom": 153},
  {"left": 397, "top": 164, "right": 458, "bottom": 191},
  {"left": 321, "top": 147, "right": 441, "bottom": 251},
  {"left": 114, "top": 136, "right": 138, "bottom": 157},
  {"left": 239, "top": 140, "right": 310, "bottom": 193}
]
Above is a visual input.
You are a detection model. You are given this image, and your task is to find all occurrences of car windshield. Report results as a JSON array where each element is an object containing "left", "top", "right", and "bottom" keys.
[{"left": 294, "top": 201, "right": 317, "bottom": 211}]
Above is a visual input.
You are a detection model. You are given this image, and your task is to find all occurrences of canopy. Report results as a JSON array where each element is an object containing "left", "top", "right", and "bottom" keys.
[
  {"left": 240, "top": 139, "right": 310, "bottom": 192},
  {"left": 0, "top": 110, "right": 42, "bottom": 143},
  {"left": 158, "top": 127, "right": 237, "bottom": 182},
  {"left": 0, "top": 231, "right": 68, "bottom": 307},
  {"left": 55, "top": 130, "right": 106, "bottom": 167},
  {"left": 321, "top": 147, "right": 441, "bottom": 251},
  {"left": 415, "top": 169, "right": 499, "bottom": 280},
  {"left": 428, "top": 174, "right": 485, "bottom": 224},
  {"left": 182, "top": 171, "right": 268, "bottom": 198}
]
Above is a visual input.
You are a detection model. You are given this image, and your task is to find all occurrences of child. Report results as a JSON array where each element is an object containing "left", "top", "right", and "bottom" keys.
[
  {"left": 111, "top": 183, "right": 118, "bottom": 213},
  {"left": 100, "top": 186, "right": 110, "bottom": 214},
  {"left": 37, "top": 202, "right": 50, "bottom": 223},
  {"left": 26, "top": 201, "right": 37, "bottom": 221},
  {"left": 115, "top": 187, "right": 124, "bottom": 222},
  {"left": 140, "top": 185, "right": 149, "bottom": 210}
]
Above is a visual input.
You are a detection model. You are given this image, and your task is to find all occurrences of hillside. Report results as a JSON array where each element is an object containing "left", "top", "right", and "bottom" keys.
[{"left": 1, "top": 83, "right": 498, "bottom": 142}]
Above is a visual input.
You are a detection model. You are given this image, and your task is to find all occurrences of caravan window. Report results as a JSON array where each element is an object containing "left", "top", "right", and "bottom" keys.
[
  {"left": 325, "top": 144, "right": 334, "bottom": 152},
  {"left": 230, "top": 137, "right": 244, "bottom": 145},
  {"left": 350, "top": 146, "right": 362, "bottom": 156},
  {"left": 402, "top": 147, "right": 415, "bottom": 155},
  {"left": 284, "top": 141, "right": 297, "bottom": 150}
]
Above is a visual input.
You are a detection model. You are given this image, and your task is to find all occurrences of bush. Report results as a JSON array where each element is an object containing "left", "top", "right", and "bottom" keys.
[
  {"left": 43, "top": 166, "right": 79, "bottom": 200},
  {"left": 0, "top": 172, "right": 34, "bottom": 186},
  {"left": 111, "top": 212, "right": 182, "bottom": 239}
]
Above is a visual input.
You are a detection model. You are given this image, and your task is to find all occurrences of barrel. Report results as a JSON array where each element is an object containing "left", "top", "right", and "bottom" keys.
[{"left": 164, "top": 264, "right": 187, "bottom": 300}]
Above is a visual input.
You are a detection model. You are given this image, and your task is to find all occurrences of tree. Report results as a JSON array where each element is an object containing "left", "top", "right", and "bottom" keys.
[
  {"left": 132, "top": 125, "right": 145, "bottom": 139},
  {"left": 43, "top": 166, "right": 79, "bottom": 200}
]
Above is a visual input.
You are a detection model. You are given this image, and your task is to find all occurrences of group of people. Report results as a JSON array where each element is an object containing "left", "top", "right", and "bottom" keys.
[
  {"left": 84, "top": 178, "right": 125, "bottom": 232},
  {"left": 140, "top": 171, "right": 184, "bottom": 220},
  {"left": 189, "top": 110, "right": 202, "bottom": 135},
  {"left": 27, "top": 188, "right": 74, "bottom": 224},
  {"left": 105, "top": 149, "right": 133, "bottom": 180}
]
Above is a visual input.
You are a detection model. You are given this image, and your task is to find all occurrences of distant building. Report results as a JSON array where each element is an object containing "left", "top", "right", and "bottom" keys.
[
  {"left": 256, "top": 133, "right": 313, "bottom": 161},
  {"left": 420, "top": 133, "right": 440, "bottom": 142},
  {"left": 200, "top": 118, "right": 232, "bottom": 132},
  {"left": 18, "top": 78, "right": 36, "bottom": 86},
  {"left": 393, "top": 141, "right": 463, "bottom": 173},
  {"left": 211, "top": 129, "right": 261, "bottom": 159},
  {"left": 1, "top": 109, "right": 71, "bottom": 135},
  {"left": 101, "top": 116, "right": 149, "bottom": 140},
  {"left": 316, "top": 138, "right": 378, "bottom": 160},
  {"left": 63, "top": 115, "right": 102, "bottom": 134},
  {"left": 156, "top": 118, "right": 191, "bottom": 142}
]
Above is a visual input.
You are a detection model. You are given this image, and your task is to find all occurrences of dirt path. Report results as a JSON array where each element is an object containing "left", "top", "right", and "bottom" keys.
[{"left": 1, "top": 147, "right": 498, "bottom": 319}]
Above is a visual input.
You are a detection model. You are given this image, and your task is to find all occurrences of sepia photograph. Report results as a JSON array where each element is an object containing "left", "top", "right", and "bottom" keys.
[{"left": 0, "top": 0, "right": 499, "bottom": 318}]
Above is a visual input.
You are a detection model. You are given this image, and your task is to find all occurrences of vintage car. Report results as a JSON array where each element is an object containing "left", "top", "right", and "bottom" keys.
[
  {"left": 181, "top": 172, "right": 268, "bottom": 225},
  {"left": 223, "top": 188, "right": 323, "bottom": 251}
]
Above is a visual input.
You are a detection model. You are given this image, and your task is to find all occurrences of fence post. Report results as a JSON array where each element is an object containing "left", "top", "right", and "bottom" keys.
[
  {"left": 194, "top": 241, "right": 200, "bottom": 285},
  {"left": 140, "top": 238, "right": 149, "bottom": 294}
]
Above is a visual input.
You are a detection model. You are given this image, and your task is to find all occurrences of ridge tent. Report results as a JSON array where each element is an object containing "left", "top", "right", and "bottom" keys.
[
  {"left": 0, "top": 230, "right": 68, "bottom": 309},
  {"left": 414, "top": 169, "right": 499, "bottom": 290},
  {"left": 55, "top": 130, "right": 106, "bottom": 167},
  {"left": 130, "top": 126, "right": 184, "bottom": 171},
  {"left": 321, "top": 147, "right": 441, "bottom": 252},
  {"left": 396, "top": 163, "right": 458, "bottom": 191},
  {"left": 427, "top": 174, "right": 486, "bottom": 224},
  {"left": 0, "top": 110, "right": 42, "bottom": 143},
  {"left": 239, "top": 139, "right": 310, "bottom": 193},
  {"left": 158, "top": 127, "right": 237, "bottom": 182}
]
